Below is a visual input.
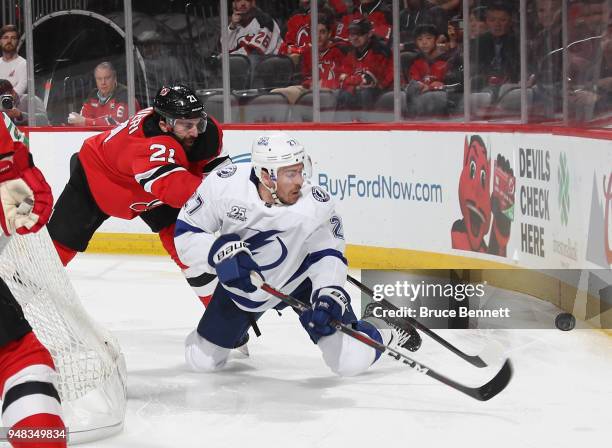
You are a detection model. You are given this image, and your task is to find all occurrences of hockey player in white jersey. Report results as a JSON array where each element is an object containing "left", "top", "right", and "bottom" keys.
[{"left": 175, "top": 132, "right": 386, "bottom": 376}]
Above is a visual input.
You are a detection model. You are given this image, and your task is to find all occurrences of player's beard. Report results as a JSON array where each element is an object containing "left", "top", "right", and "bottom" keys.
[
  {"left": 280, "top": 187, "right": 301, "bottom": 205},
  {"left": 176, "top": 134, "right": 197, "bottom": 150}
]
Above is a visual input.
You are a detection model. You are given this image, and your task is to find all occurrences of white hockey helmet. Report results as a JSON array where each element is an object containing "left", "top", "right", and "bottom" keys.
[{"left": 251, "top": 132, "right": 310, "bottom": 182}]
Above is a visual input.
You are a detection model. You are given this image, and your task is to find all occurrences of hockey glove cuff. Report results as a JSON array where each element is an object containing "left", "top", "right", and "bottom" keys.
[
  {"left": 210, "top": 234, "right": 263, "bottom": 293},
  {"left": 300, "top": 287, "right": 349, "bottom": 341},
  {"left": 0, "top": 162, "right": 53, "bottom": 236}
]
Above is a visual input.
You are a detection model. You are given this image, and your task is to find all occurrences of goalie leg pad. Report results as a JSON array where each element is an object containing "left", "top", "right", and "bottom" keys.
[
  {"left": 317, "top": 321, "right": 383, "bottom": 377},
  {"left": 184, "top": 330, "right": 231, "bottom": 372}
]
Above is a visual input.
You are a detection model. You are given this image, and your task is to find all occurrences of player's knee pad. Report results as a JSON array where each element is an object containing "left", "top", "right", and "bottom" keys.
[
  {"left": 1, "top": 340, "right": 62, "bottom": 430},
  {"left": 184, "top": 330, "right": 231, "bottom": 372},
  {"left": 317, "top": 321, "right": 382, "bottom": 377}
]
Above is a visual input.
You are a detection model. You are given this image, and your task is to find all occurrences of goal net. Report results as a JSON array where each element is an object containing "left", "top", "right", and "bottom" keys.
[{"left": 0, "top": 229, "right": 126, "bottom": 444}]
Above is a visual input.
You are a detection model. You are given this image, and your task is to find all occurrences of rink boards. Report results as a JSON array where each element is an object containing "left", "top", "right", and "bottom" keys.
[{"left": 26, "top": 124, "right": 612, "bottom": 326}]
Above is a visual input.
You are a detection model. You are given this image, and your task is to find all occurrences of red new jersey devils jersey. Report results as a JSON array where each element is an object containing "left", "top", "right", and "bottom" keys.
[
  {"left": 335, "top": 2, "right": 393, "bottom": 43},
  {"left": 78, "top": 107, "right": 222, "bottom": 219},
  {"left": 340, "top": 39, "right": 393, "bottom": 90},
  {"left": 301, "top": 44, "right": 345, "bottom": 89},
  {"left": 80, "top": 85, "right": 140, "bottom": 126}
]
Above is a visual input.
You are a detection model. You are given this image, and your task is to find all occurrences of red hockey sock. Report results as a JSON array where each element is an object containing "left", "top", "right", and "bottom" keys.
[
  {"left": 0, "top": 333, "right": 65, "bottom": 448},
  {"left": 199, "top": 295, "right": 212, "bottom": 307},
  {"left": 9, "top": 414, "right": 67, "bottom": 448},
  {"left": 51, "top": 240, "right": 77, "bottom": 266}
]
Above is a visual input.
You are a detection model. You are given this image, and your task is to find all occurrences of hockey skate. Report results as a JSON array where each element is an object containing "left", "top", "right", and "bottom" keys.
[
  {"left": 363, "top": 302, "right": 422, "bottom": 352},
  {"left": 234, "top": 333, "right": 250, "bottom": 358}
]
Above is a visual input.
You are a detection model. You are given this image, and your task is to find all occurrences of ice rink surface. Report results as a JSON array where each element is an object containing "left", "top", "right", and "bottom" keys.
[{"left": 42, "top": 254, "right": 612, "bottom": 447}]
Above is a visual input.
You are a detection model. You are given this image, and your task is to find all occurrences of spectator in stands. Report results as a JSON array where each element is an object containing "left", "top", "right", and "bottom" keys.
[
  {"left": 470, "top": 2, "right": 519, "bottom": 92},
  {"left": 273, "top": 14, "right": 345, "bottom": 103},
  {"left": 568, "top": 0, "right": 606, "bottom": 67},
  {"left": 595, "top": 20, "right": 612, "bottom": 114},
  {"left": 430, "top": 0, "right": 460, "bottom": 19},
  {"left": 404, "top": 24, "right": 451, "bottom": 116},
  {"left": 226, "top": 0, "right": 282, "bottom": 59},
  {"left": 566, "top": 7, "right": 612, "bottom": 120},
  {"left": 137, "top": 30, "right": 188, "bottom": 103},
  {"left": 67, "top": 62, "right": 137, "bottom": 127},
  {"left": 279, "top": 0, "right": 335, "bottom": 66},
  {"left": 528, "top": 0, "right": 562, "bottom": 116},
  {"left": 445, "top": 15, "right": 465, "bottom": 86},
  {"left": 0, "top": 25, "right": 26, "bottom": 96},
  {"left": 469, "top": 6, "right": 488, "bottom": 40},
  {"left": 337, "top": 18, "right": 393, "bottom": 111},
  {"left": 336, "top": 0, "right": 394, "bottom": 44},
  {"left": 399, "top": 0, "right": 447, "bottom": 51},
  {"left": 0, "top": 79, "right": 48, "bottom": 125},
  {"left": 447, "top": 15, "right": 463, "bottom": 54}
]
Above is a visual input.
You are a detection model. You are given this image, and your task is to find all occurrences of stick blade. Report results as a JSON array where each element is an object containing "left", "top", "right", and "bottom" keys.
[{"left": 473, "top": 359, "right": 513, "bottom": 401}]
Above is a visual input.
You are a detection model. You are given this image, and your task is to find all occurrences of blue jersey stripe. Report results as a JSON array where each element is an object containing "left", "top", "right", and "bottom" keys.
[
  {"left": 174, "top": 219, "right": 206, "bottom": 238},
  {"left": 225, "top": 288, "right": 272, "bottom": 310},
  {"left": 284, "top": 249, "right": 347, "bottom": 287}
]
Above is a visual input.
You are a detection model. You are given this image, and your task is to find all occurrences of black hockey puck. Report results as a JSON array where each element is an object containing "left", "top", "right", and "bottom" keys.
[{"left": 555, "top": 313, "right": 576, "bottom": 331}]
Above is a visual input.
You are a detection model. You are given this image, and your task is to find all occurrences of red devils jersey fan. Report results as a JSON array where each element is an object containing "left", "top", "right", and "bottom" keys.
[
  {"left": 335, "top": 0, "right": 393, "bottom": 44},
  {"left": 48, "top": 84, "right": 228, "bottom": 302},
  {"left": 67, "top": 61, "right": 140, "bottom": 127},
  {"left": 76, "top": 84, "right": 138, "bottom": 127},
  {"left": 0, "top": 113, "right": 64, "bottom": 448},
  {"left": 279, "top": 0, "right": 339, "bottom": 56},
  {"left": 340, "top": 19, "right": 393, "bottom": 93}
]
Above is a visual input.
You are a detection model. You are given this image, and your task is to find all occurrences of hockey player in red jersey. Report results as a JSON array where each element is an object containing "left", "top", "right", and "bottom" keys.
[
  {"left": 47, "top": 84, "right": 228, "bottom": 303},
  {"left": 0, "top": 113, "right": 65, "bottom": 448}
]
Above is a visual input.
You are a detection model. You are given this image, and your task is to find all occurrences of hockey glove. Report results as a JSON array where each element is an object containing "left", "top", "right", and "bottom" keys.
[
  {"left": 300, "top": 287, "right": 349, "bottom": 342},
  {"left": 210, "top": 234, "right": 263, "bottom": 293},
  {"left": 0, "top": 156, "right": 53, "bottom": 236}
]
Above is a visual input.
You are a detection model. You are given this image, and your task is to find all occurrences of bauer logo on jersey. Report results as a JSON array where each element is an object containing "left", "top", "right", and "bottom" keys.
[
  {"left": 217, "top": 164, "right": 237, "bottom": 178},
  {"left": 257, "top": 137, "right": 270, "bottom": 146},
  {"left": 312, "top": 186, "right": 330, "bottom": 202}
]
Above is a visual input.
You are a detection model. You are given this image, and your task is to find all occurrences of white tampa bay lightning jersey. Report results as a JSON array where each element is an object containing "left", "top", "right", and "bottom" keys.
[{"left": 175, "top": 164, "right": 347, "bottom": 313}]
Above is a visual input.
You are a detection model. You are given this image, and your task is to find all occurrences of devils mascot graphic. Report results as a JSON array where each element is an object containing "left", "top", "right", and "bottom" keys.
[{"left": 451, "top": 135, "right": 515, "bottom": 257}]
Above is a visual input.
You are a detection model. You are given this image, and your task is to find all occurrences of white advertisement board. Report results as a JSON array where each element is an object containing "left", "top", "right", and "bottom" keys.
[{"left": 28, "top": 128, "right": 612, "bottom": 270}]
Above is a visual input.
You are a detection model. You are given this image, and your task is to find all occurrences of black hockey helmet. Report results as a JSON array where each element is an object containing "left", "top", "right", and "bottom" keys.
[{"left": 153, "top": 84, "right": 206, "bottom": 120}]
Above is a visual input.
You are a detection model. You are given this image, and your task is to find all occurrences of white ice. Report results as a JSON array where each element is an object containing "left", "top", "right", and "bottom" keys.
[{"left": 8, "top": 254, "right": 612, "bottom": 447}]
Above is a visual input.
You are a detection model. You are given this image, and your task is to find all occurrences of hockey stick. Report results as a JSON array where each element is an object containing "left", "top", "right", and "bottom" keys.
[
  {"left": 347, "top": 274, "right": 501, "bottom": 368},
  {"left": 251, "top": 274, "right": 512, "bottom": 401}
]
